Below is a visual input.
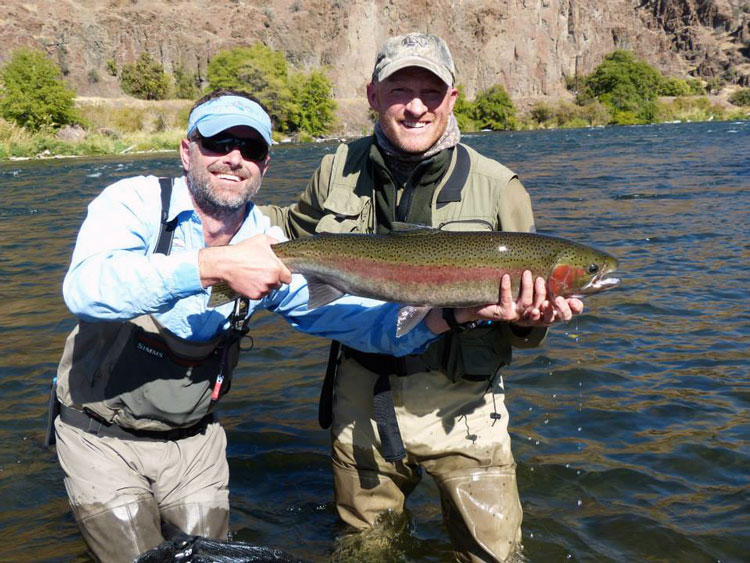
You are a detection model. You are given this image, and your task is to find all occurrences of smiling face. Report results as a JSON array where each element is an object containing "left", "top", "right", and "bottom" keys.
[
  {"left": 367, "top": 67, "right": 458, "bottom": 154},
  {"left": 179, "top": 125, "right": 270, "bottom": 219}
]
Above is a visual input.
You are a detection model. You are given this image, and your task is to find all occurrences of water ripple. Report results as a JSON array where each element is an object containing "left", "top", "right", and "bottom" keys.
[{"left": 1, "top": 121, "right": 748, "bottom": 562}]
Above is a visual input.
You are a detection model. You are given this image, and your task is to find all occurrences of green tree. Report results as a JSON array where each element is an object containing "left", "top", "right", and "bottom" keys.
[
  {"left": 729, "top": 88, "right": 750, "bottom": 106},
  {"left": 659, "top": 76, "right": 694, "bottom": 97},
  {"left": 207, "top": 44, "right": 336, "bottom": 135},
  {"left": 529, "top": 102, "right": 554, "bottom": 125},
  {"left": 120, "top": 53, "right": 171, "bottom": 100},
  {"left": 290, "top": 70, "right": 336, "bottom": 136},
  {"left": 685, "top": 79, "right": 706, "bottom": 96},
  {"left": 471, "top": 84, "right": 517, "bottom": 130},
  {"left": 579, "top": 50, "right": 662, "bottom": 124},
  {"left": 452, "top": 84, "right": 477, "bottom": 131},
  {"left": 0, "top": 47, "right": 79, "bottom": 131},
  {"left": 657, "top": 76, "right": 706, "bottom": 97},
  {"left": 173, "top": 65, "right": 199, "bottom": 100},
  {"left": 207, "top": 44, "right": 295, "bottom": 130}
]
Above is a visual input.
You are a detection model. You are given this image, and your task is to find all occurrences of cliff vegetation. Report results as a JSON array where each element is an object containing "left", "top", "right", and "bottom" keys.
[{"left": 1, "top": 0, "right": 749, "bottom": 158}]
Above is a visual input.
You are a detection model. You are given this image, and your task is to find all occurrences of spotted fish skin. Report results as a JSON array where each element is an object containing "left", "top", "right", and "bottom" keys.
[{"left": 265, "top": 228, "right": 619, "bottom": 308}]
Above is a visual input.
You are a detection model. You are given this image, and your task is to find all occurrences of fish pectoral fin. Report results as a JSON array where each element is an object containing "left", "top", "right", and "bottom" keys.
[
  {"left": 306, "top": 277, "right": 346, "bottom": 309},
  {"left": 396, "top": 305, "right": 431, "bottom": 337},
  {"left": 208, "top": 281, "right": 240, "bottom": 308}
]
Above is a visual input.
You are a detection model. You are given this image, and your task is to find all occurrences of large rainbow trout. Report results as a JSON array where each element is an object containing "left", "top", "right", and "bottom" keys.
[{"left": 209, "top": 226, "right": 620, "bottom": 335}]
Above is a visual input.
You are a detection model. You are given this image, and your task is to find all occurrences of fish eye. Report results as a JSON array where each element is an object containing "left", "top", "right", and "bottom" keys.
[{"left": 587, "top": 263, "right": 599, "bottom": 274}]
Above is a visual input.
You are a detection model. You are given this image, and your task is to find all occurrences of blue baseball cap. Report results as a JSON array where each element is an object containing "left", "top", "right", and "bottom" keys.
[{"left": 187, "top": 95, "right": 273, "bottom": 147}]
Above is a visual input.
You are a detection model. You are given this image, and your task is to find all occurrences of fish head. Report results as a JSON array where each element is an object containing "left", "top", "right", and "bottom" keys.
[{"left": 547, "top": 245, "right": 620, "bottom": 298}]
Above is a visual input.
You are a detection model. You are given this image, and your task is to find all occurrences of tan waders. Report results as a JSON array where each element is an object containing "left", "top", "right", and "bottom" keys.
[
  {"left": 55, "top": 416, "right": 230, "bottom": 562},
  {"left": 331, "top": 357, "right": 523, "bottom": 562}
]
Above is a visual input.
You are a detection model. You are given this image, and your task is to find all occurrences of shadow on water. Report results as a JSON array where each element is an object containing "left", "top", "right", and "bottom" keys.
[{"left": 1, "top": 122, "right": 748, "bottom": 561}]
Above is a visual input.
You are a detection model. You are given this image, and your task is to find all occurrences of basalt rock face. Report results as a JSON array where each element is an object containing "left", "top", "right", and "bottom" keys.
[
  {"left": 638, "top": 0, "right": 750, "bottom": 84},
  {"left": 1, "top": 0, "right": 748, "bottom": 131}
]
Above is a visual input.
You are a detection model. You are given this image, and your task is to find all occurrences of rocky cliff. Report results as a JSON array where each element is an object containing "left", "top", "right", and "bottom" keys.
[{"left": 1, "top": 0, "right": 748, "bottom": 132}]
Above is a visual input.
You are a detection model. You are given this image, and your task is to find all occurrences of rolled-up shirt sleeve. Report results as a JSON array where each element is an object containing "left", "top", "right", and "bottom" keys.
[{"left": 62, "top": 177, "right": 204, "bottom": 321}]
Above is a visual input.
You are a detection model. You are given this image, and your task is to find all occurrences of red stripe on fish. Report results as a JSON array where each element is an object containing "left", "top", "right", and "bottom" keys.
[{"left": 332, "top": 257, "right": 516, "bottom": 285}]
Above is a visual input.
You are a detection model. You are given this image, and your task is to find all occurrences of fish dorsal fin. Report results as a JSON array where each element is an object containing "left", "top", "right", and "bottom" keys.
[
  {"left": 306, "top": 276, "right": 346, "bottom": 309},
  {"left": 390, "top": 222, "right": 439, "bottom": 235}
]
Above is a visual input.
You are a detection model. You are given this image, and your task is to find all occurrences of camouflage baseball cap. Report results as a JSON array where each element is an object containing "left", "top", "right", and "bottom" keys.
[{"left": 372, "top": 33, "right": 456, "bottom": 86}]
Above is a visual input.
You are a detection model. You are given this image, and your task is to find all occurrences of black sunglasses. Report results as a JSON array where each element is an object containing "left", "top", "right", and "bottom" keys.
[{"left": 197, "top": 133, "right": 269, "bottom": 161}]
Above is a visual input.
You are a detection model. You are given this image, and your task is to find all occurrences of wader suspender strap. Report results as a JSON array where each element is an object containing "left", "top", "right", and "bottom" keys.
[
  {"left": 373, "top": 373, "right": 406, "bottom": 461},
  {"left": 318, "top": 341, "right": 341, "bottom": 429},
  {"left": 436, "top": 144, "right": 471, "bottom": 209},
  {"left": 155, "top": 177, "right": 249, "bottom": 332},
  {"left": 155, "top": 177, "right": 178, "bottom": 255},
  {"left": 317, "top": 144, "right": 473, "bottom": 463}
]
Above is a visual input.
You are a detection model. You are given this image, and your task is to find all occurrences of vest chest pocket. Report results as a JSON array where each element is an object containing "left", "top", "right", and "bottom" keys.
[
  {"left": 316, "top": 187, "right": 373, "bottom": 234},
  {"left": 423, "top": 324, "right": 512, "bottom": 383},
  {"left": 436, "top": 217, "right": 496, "bottom": 232}
]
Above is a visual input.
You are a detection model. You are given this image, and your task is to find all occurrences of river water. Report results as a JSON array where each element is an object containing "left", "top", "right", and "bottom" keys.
[{"left": 1, "top": 121, "right": 748, "bottom": 562}]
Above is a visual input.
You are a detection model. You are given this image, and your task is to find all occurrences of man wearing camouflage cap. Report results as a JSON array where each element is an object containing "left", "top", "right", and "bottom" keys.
[{"left": 262, "top": 33, "right": 583, "bottom": 562}]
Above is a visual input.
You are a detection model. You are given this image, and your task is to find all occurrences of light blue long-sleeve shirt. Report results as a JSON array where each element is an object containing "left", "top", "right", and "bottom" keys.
[{"left": 62, "top": 175, "right": 437, "bottom": 356}]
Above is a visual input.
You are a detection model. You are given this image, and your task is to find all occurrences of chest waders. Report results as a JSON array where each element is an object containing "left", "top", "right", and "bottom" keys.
[{"left": 47, "top": 178, "right": 251, "bottom": 445}]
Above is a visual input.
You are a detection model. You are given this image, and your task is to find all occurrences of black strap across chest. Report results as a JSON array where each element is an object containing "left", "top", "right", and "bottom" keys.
[
  {"left": 153, "top": 177, "right": 250, "bottom": 333},
  {"left": 155, "top": 177, "right": 178, "bottom": 256},
  {"left": 435, "top": 144, "right": 471, "bottom": 209}
]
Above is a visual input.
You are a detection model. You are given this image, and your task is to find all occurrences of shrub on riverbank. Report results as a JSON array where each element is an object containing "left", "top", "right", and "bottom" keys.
[
  {"left": 567, "top": 50, "right": 742, "bottom": 126},
  {"left": 452, "top": 85, "right": 477, "bottom": 131},
  {"left": 0, "top": 48, "right": 80, "bottom": 131},
  {"left": 76, "top": 99, "right": 192, "bottom": 134},
  {"left": 120, "top": 53, "right": 171, "bottom": 100},
  {"left": 0, "top": 116, "right": 183, "bottom": 160},
  {"left": 575, "top": 50, "right": 663, "bottom": 124},
  {"left": 454, "top": 50, "right": 720, "bottom": 131},
  {"left": 206, "top": 44, "right": 337, "bottom": 136},
  {"left": 472, "top": 85, "right": 518, "bottom": 130},
  {"left": 655, "top": 96, "right": 724, "bottom": 122},
  {"left": 516, "top": 95, "right": 748, "bottom": 130},
  {"left": 289, "top": 70, "right": 337, "bottom": 137},
  {"left": 453, "top": 84, "right": 518, "bottom": 131},
  {"left": 523, "top": 100, "right": 612, "bottom": 129},
  {"left": 729, "top": 88, "right": 750, "bottom": 106}
]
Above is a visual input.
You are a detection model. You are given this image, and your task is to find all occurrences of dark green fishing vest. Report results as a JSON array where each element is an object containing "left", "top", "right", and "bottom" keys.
[{"left": 302, "top": 136, "right": 545, "bottom": 383}]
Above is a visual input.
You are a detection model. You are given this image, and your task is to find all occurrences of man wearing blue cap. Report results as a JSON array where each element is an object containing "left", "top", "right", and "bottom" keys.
[{"left": 52, "top": 89, "right": 495, "bottom": 562}]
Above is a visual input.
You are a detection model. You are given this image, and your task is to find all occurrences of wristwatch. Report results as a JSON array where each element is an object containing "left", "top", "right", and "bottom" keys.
[{"left": 442, "top": 308, "right": 477, "bottom": 333}]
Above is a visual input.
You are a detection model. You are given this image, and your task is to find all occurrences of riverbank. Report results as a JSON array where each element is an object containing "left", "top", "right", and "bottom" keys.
[{"left": 1, "top": 95, "right": 748, "bottom": 161}]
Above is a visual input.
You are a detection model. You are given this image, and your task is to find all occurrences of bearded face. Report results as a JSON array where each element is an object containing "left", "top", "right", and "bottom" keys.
[{"left": 185, "top": 141, "right": 263, "bottom": 219}]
